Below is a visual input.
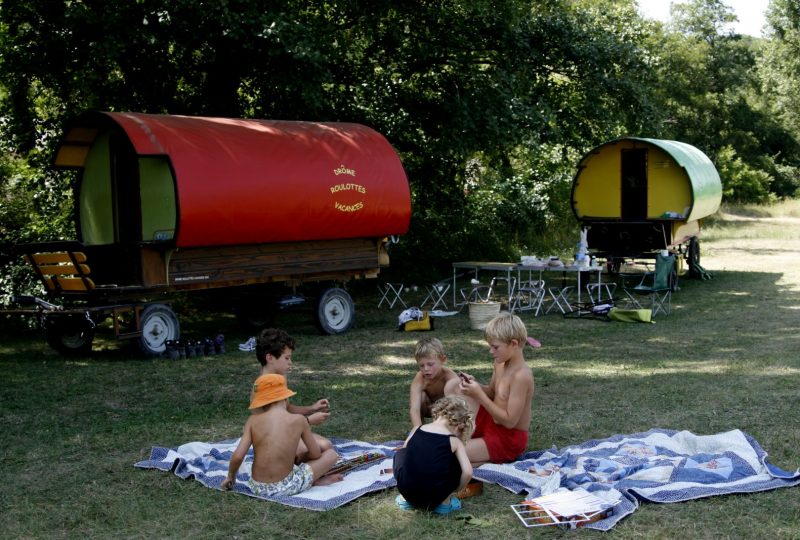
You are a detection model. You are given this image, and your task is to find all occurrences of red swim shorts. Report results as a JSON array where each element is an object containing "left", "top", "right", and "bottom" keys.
[{"left": 472, "top": 405, "right": 528, "bottom": 463}]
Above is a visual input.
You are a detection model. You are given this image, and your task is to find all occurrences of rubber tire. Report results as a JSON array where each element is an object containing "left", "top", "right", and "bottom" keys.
[
  {"left": 45, "top": 315, "right": 95, "bottom": 356},
  {"left": 138, "top": 303, "right": 180, "bottom": 357},
  {"left": 315, "top": 287, "right": 355, "bottom": 335},
  {"left": 688, "top": 237, "right": 701, "bottom": 275},
  {"left": 606, "top": 257, "right": 623, "bottom": 275}
]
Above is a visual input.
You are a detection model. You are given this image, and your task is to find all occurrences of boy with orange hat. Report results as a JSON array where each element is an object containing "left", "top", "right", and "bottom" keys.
[
  {"left": 222, "top": 374, "right": 343, "bottom": 496},
  {"left": 255, "top": 328, "right": 333, "bottom": 462}
]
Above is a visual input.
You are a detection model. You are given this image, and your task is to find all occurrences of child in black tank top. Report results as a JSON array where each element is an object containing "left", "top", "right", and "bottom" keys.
[{"left": 393, "top": 396, "right": 474, "bottom": 513}]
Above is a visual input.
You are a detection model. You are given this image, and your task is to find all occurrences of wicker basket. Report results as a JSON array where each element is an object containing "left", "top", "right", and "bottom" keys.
[{"left": 468, "top": 301, "right": 501, "bottom": 330}]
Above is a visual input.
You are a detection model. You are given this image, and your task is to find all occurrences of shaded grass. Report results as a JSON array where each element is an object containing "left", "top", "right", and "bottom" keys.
[{"left": 2, "top": 210, "right": 800, "bottom": 539}]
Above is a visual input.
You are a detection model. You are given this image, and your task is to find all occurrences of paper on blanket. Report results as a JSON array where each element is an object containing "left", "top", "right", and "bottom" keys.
[
  {"left": 135, "top": 437, "right": 402, "bottom": 511},
  {"left": 473, "top": 428, "right": 800, "bottom": 531}
]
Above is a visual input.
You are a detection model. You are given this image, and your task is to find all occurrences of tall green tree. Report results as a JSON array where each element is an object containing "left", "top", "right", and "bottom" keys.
[{"left": 647, "top": 0, "right": 799, "bottom": 201}]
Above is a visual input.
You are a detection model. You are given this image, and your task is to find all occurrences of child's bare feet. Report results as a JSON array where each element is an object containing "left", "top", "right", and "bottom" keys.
[{"left": 315, "top": 473, "right": 344, "bottom": 486}]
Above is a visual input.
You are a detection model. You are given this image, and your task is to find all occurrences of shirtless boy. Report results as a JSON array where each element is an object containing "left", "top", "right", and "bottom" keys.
[
  {"left": 445, "top": 312, "right": 534, "bottom": 465},
  {"left": 409, "top": 337, "right": 459, "bottom": 428},
  {"left": 255, "top": 328, "right": 333, "bottom": 459},
  {"left": 222, "top": 374, "right": 343, "bottom": 496}
]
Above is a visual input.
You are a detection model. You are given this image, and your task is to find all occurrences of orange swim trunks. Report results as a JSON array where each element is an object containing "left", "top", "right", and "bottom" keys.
[{"left": 472, "top": 405, "right": 528, "bottom": 463}]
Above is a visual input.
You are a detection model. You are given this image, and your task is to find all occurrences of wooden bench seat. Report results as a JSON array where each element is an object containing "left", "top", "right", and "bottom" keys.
[{"left": 25, "top": 251, "right": 95, "bottom": 293}]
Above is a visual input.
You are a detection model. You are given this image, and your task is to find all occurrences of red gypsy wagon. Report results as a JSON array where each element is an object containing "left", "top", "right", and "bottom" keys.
[{"left": 10, "top": 111, "right": 411, "bottom": 356}]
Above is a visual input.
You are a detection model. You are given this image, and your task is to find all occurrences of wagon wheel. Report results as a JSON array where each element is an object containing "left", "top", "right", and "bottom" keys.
[
  {"left": 315, "top": 287, "right": 354, "bottom": 335},
  {"left": 687, "top": 237, "right": 701, "bottom": 277},
  {"left": 45, "top": 315, "right": 95, "bottom": 356},
  {"left": 606, "top": 257, "right": 623, "bottom": 275},
  {"left": 138, "top": 303, "right": 180, "bottom": 357}
]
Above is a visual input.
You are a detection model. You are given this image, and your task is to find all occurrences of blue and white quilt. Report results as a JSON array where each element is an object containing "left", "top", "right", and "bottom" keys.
[
  {"left": 135, "top": 428, "right": 799, "bottom": 527},
  {"left": 472, "top": 428, "right": 800, "bottom": 530},
  {"left": 135, "top": 437, "right": 401, "bottom": 511}
]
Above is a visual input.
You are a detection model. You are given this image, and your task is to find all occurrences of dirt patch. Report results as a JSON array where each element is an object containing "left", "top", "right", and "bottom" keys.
[{"left": 703, "top": 217, "right": 800, "bottom": 290}]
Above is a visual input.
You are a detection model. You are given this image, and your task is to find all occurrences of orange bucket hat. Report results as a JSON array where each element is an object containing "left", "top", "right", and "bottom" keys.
[{"left": 249, "top": 374, "right": 296, "bottom": 409}]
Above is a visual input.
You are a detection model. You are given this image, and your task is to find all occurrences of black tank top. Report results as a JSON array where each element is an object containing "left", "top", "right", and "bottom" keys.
[{"left": 393, "top": 429, "right": 462, "bottom": 510}]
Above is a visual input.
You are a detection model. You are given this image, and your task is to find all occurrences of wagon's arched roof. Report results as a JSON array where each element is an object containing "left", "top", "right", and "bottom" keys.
[{"left": 54, "top": 111, "right": 411, "bottom": 248}]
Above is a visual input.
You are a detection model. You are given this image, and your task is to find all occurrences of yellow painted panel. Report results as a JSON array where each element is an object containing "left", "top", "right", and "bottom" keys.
[
  {"left": 573, "top": 146, "right": 621, "bottom": 218},
  {"left": 54, "top": 145, "right": 90, "bottom": 167},
  {"left": 672, "top": 220, "right": 700, "bottom": 245},
  {"left": 647, "top": 147, "right": 693, "bottom": 219}
]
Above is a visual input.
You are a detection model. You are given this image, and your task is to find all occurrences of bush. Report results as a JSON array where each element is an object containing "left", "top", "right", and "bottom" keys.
[{"left": 715, "top": 145, "right": 774, "bottom": 203}]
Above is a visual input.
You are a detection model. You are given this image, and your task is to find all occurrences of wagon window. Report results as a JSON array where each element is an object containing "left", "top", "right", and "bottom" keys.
[{"left": 139, "top": 157, "right": 176, "bottom": 242}]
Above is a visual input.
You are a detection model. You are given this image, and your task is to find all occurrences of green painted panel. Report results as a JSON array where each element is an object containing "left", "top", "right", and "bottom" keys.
[
  {"left": 139, "top": 158, "right": 176, "bottom": 241},
  {"left": 79, "top": 132, "right": 114, "bottom": 244}
]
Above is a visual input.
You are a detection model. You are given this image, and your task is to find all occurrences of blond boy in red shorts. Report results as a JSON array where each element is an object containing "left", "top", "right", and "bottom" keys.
[{"left": 445, "top": 311, "right": 534, "bottom": 465}]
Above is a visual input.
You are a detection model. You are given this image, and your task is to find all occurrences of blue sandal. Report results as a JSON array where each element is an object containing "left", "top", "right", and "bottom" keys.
[
  {"left": 395, "top": 495, "right": 414, "bottom": 511},
  {"left": 433, "top": 496, "right": 462, "bottom": 515}
]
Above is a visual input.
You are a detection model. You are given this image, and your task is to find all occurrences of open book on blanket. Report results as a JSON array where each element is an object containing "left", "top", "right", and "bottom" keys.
[{"left": 472, "top": 428, "right": 800, "bottom": 531}]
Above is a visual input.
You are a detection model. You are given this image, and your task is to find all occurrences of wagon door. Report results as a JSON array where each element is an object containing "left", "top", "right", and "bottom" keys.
[{"left": 620, "top": 148, "right": 648, "bottom": 221}]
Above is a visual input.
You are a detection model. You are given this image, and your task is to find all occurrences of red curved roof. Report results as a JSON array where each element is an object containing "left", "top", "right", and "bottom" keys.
[{"left": 64, "top": 112, "right": 411, "bottom": 248}]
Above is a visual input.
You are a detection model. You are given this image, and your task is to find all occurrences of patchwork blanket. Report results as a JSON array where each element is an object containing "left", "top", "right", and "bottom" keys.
[
  {"left": 135, "top": 428, "right": 799, "bottom": 528},
  {"left": 472, "top": 428, "right": 800, "bottom": 530},
  {"left": 135, "top": 437, "right": 402, "bottom": 511}
]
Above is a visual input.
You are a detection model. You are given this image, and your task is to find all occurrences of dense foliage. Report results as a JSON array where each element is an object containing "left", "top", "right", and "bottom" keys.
[{"left": 1, "top": 0, "right": 799, "bottom": 295}]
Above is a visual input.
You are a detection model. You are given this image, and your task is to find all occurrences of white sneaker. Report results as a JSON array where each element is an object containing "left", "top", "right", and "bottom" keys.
[{"left": 238, "top": 337, "right": 256, "bottom": 352}]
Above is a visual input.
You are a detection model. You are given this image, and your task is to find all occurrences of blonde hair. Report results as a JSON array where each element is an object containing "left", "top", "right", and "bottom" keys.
[
  {"left": 485, "top": 311, "right": 527, "bottom": 345},
  {"left": 414, "top": 337, "right": 446, "bottom": 361},
  {"left": 431, "top": 396, "right": 474, "bottom": 442}
]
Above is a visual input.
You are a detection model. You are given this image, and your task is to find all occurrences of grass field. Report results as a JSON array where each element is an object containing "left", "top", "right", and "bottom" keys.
[{"left": 2, "top": 203, "right": 800, "bottom": 539}]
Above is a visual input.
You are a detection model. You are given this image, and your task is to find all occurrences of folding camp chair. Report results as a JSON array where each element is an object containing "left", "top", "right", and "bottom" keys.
[
  {"left": 586, "top": 281, "right": 617, "bottom": 305},
  {"left": 545, "top": 285, "right": 574, "bottom": 314},
  {"left": 511, "top": 279, "right": 547, "bottom": 315},
  {"left": 421, "top": 277, "right": 451, "bottom": 311},
  {"left": 460, "top": 276, "right": 516, "bottom": 309},
  {"left": 621, "top": 253, "right": 676, "bottom": 316},
  {"left": 377, "top": 282, "right": 406, "bottom": 309},
  {"left": 460, "top": 280, "right": 489, "bottom": 305}
]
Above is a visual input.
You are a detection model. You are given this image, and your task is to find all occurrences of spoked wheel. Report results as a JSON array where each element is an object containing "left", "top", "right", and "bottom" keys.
[
  {"left": 138, "top": 303, "right": 180, "bottom": 357},
  {"left": 45, "top": 315, "right": 95, "bottom": 356},
  {"left": 314, "top": 287, "right": 355, "bottom": 335}
]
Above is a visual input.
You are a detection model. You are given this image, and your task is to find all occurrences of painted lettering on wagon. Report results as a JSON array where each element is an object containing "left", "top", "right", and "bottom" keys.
[
  {"left": 330, "top": 182, "right": 366, "bottom": 194},
  {"left": 334, "top": 201, "right": 364, "bottom": 212},
  {"left": 334, "top": 164, "right": 356, "bottom": 177},
  {"left": 330, "top": 166, "right": 366, "bottom": 212}
]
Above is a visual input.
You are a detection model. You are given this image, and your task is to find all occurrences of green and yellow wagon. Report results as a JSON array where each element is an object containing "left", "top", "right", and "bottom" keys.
[{"left": 571, "top": 137, "right": 722, "bottom": 273}]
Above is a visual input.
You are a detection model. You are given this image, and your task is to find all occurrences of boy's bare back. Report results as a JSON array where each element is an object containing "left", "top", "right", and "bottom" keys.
[{"left": 246, "top": 407, "right": 309, "bottom": 483}]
